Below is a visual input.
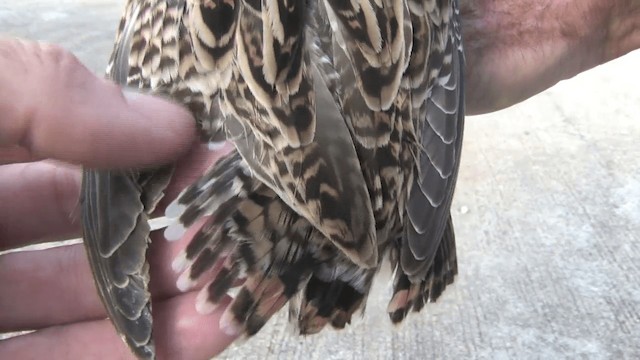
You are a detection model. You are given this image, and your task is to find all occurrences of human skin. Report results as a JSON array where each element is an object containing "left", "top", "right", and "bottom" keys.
[
  {"left": 1, "top": 0, "right": 639, "bottom": 358},
  {"left": 462, "top": 0, "right": 640, "bottom": 114}
]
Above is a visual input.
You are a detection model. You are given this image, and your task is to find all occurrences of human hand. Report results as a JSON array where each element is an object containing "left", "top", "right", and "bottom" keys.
[
  {"left": 461, "top": 0, "right": 640, "bottom": 115},
  {"left": 0, "top": 38, "right": 238, "bottom": 359}
]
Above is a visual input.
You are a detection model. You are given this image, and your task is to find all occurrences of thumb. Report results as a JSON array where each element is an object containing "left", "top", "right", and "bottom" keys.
[{"left": 0, "top": 38, "right": 196, "bottom": 168}]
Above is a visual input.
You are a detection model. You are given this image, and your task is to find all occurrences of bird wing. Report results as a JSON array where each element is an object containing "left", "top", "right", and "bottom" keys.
[{"left": 402, "top": 0, "right": 465, "bottom": 279}]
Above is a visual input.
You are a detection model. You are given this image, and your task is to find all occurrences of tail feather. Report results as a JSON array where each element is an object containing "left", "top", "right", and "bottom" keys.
[
  {"left": 292, "top": 256, "right": 376, "bottom": 335},
  {"left": 165, "top": 151, "right": 316, "bottom": 334},
  {"left": 166, "top": 149, "right": 456, "bottom": 337},
  {"left": 165, "top": 148, "right": 379, "bottom": 336},
  {"left": 188, "top": 227, "right": 233, "bottom": 280},
  {"left": 296, "top": 274, "right": 370, "bottom": 334},
  {"left": 166, "top": 152, "right": 251, "bottom": 230}
]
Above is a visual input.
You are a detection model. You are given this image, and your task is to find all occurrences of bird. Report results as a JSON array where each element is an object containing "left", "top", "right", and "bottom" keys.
[{"left": 81, "top": 0, "right": 465, "bottom": 359}]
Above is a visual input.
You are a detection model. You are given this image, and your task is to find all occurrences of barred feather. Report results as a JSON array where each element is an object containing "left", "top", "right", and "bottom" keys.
[{"left": 323, "top": 0, "right": 409, "bottom": 112}]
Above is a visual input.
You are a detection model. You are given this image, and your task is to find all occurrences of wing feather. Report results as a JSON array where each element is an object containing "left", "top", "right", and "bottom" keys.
[
  {"left": 82, "top": 170, "right": 156, "bottom": 359},
  {"left": 402, "top": 0, "right": 464, "bottom": 273}
]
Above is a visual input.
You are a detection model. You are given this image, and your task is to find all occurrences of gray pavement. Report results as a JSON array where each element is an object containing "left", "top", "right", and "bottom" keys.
[{"left": 2, "top": 1, "right": 639, "bottom": 359}]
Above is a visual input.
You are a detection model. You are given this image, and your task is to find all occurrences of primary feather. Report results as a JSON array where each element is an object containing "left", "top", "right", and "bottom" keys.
[{"left": 81, "top": 0, "right": 465, "bottom": 358}]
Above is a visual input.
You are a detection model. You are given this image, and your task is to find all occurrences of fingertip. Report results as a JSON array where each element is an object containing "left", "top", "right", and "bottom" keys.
[
  {"left": 0, "top": 39, "right": 197, "bottom": 169},
  {"left": 77, "top": 82, "right": 198, "bottom": 168}
]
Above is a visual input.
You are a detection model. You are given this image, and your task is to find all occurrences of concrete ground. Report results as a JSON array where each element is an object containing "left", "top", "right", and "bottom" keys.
[{"left": 2, "top": 1, "right": 639, "bottom": 359}]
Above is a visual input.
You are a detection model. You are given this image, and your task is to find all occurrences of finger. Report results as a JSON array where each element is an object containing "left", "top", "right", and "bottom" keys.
[
  {"left": 0, "top": 244, "right": 103, "bottom": 332},
  {"left": 0, "top": 293, "right": 237, "bottom": 360},
  {"left": 0, "top": 161, "right": 81, "bottom": 250},
  {"left": 0, "top": 319, "right": 135, "bottom": 360},
  {"left": 0, "top": 143, "right": 229, "bottom": 251},
  {"left": 0, "top": 226, "right": 206, "bottom": 331},
  {"left": 0, "top": 38, "right": 195, "bottom": 168},
  {"left": 0, "top": 145, "right": 36, "bottom": 164}
]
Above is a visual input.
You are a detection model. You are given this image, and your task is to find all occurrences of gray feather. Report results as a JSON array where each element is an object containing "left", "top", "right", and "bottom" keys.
[
  {"left": 81, "top": 170, "right": 156, "bottom": 359},
  {"left": 403, "top": 20, "right": 464, "bottom": 267}
]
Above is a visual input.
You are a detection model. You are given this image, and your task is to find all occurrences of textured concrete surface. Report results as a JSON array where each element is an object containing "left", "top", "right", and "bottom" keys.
[{"left": 2, "top": 1, "right": 639, "bottom": 359}]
